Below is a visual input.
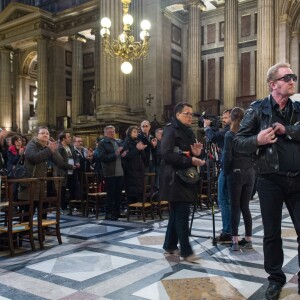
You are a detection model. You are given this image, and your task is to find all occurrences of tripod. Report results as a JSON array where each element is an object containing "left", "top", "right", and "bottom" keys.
[{"left": 189, "top": 141, "right": 218, "bottom": 246}]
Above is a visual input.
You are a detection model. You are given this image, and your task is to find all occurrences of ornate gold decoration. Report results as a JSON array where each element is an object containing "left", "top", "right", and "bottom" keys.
[{"left": 100, "top": 0, "right": 151, "bottom": 74}]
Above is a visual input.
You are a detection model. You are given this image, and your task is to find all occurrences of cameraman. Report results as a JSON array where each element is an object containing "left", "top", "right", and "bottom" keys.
[{"left": 203, "top": 108, "right": 232, "bottom": 243}]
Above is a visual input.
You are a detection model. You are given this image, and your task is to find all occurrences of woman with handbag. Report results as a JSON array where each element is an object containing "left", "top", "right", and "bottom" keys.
[{"left": 161, "top": 102, "right": 205, "bottom": 262}]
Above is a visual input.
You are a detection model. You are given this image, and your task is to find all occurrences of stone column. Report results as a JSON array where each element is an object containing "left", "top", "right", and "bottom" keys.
[
  {"left": 223, "top": 0, "right": 238, "bottom": 109},
  {"left": 36, "top": 37, "right": 48, "bottom": 126},
  {"left": 91, "top": 28, "right": 100, "bottom": 110},
  {"left": 0, "top": 48, "right": 12, "bottom": 130},
  {"left": 291, "top": 31, "right": 299, "bottom": 93},
  {"left": 70, "top": 34, "right": 85, "bottom": 124},
  {"left": 127, "top": 0, "right": 144, "bottom": 114},
  {"left": 98, "top": 0, "right": 129, "bottom": 121},
  {"left": 186, "top": 1, "right": 201, "bottom": 111},
  {"left": 257, "top": 0, "right": 274, "bottom": 98}
]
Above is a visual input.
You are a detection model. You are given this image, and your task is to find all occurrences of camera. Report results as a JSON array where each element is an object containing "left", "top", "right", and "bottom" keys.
[{"left": 194, "top": 112, "right": 222, "bottom": 130}]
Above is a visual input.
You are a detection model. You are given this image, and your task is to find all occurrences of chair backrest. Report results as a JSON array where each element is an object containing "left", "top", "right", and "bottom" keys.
[
  {"left": 0, "top": 176, "right": 8, "bottom": 202},
  {"left": 143, "top": 173, "right": 156, "bottom": 202},
  {"left": 37, "top": 177, "right": 63, "bottom": 222},
  {"left": 84, "top": 172, "right": 99, "bottom": 194},
  {"left": 5, "top": 178, "right": 37, "bottom": 230}
]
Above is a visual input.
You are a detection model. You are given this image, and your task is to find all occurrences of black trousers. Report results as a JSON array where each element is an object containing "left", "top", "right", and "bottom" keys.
[
  {"left": 105, "top": 176, "right": 123, "bottom": 216},
  {"left": 257, "top": 174, "right": 300, "bottom": 286},
  {"left": 227, "top": 169, "right": 255, "bottom": 237}
]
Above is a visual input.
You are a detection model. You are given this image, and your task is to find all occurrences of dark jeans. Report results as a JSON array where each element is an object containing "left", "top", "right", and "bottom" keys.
[
  {"left": 105, "top": 176, "right": 123, "bottom": 216},
  {"left": 163, "top": 201, "right": 193, "bottom": 257},
  {"left": 257, "top": 174, "right": 300, "bottom": 286},
  {"left": 227, "top": 169, "right": 255, "bottom": 237},
  {"left": 61, "top": 174, "right": 77, "bottom": 210}
]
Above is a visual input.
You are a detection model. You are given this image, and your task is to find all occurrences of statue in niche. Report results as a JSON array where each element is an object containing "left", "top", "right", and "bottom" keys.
[
  {"left": 33, "top": 81, "right": 38, "bottom": 117},
  {"left": 90, "top": 85, "right": 97, "bottom": 116}
]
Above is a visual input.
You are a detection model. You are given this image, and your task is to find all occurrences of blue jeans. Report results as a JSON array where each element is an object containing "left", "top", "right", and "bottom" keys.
[
  {"left": 257, "top": 174, "right": 300, "bottom": 286},
  {"left": 163, "top": 202, "right": 193, "bottom": 257},
  {"left": 218, "top": 170, "right": 231, "bottom": 234}
]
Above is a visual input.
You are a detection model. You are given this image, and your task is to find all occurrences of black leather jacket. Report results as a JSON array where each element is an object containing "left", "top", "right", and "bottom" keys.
[{"left": 234, "top": 96, "right": 300, "bottom": 174}]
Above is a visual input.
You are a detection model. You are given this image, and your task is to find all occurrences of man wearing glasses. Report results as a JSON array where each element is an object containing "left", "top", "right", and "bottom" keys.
[
  {"left": 138, "top": 120, "right": 157, "bottom": 173},
  {"left": 234, "top": 63, "right": 300, "bottom": 300}
]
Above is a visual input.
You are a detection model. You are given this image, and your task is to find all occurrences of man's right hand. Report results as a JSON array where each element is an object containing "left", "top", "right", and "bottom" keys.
[{"left": 257, "top": 127, "right": 277, "bottom": 145}]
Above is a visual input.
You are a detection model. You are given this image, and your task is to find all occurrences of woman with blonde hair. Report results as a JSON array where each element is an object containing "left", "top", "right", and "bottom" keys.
[{"left": 223, "top": 107, "right": 255, "bottom": 251}]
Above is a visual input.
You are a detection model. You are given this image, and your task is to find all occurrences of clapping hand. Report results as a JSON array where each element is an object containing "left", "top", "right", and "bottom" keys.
[
  {"left": 190, "top": 139, "right": 203, "bottom": 156},
  {"left": 136, "top": 141, "right": 147, "bottom": 151}
]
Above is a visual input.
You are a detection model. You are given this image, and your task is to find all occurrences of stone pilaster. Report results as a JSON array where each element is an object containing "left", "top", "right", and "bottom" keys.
[
  {"left": 224, "top": 0, "right": 238, "bottom": 110},
  {"left": 91, "top": 28, "right": 100, "bottom": 110},
  {"left": 257, "top": 0, "right": 274, "bottom": 98},
  {"left": 186, "top": 1, "right": 201, "bottom": 111},
  {"left": 37, "top": 37, "right": 48, "bottom": 126},
  {"left": 0, "top": 48, "right": 12, "bottom": 130},
  {"left": 70, "top": 34, "right": 86, "bottom": 124},
  {"left": 291, "top": 31, "right": 299, "bottom": 93}
]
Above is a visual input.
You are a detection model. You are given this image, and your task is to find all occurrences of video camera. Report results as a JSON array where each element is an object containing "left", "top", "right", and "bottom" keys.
[{"left": 194, "top": 112, "right": 222, "bottom": 130}]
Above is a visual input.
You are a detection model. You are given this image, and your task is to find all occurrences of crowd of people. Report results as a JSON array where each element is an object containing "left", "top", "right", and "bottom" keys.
[{"left": 0, "top": 62, "right": 299, "bottom": 299}]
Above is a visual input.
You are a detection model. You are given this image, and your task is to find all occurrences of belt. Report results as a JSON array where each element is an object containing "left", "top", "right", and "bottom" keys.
[{"left": 276, "top": 171, "right": 300, "bottom": 177}]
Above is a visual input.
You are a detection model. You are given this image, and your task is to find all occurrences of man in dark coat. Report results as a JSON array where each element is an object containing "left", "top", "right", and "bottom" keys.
[
  {"left": 98, "top": 125, "right": 124, "bottom": 220},
  {"left": 234, "top": 62, "right": 300, "bottom": 300},
  {"left": 161, "top": 102, "right": 205, "bottom": 263}
]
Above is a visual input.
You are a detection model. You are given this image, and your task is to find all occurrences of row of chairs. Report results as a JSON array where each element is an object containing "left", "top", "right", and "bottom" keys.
[
  {"left": 0, "top": 176, "right": 63, "bottom": 256},
  {"left": 69, "top": 172, "right": 169, "bottom": 222}
]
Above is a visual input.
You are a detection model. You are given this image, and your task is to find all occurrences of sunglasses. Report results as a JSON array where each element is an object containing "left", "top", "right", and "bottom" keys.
[{"left": 275, "top": 74, "right": 297, "bottom": 83}]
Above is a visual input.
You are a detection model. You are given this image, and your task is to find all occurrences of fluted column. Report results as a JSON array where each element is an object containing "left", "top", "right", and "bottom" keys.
[
  {"left": 98, "top": 0, "right": 129, "bottom": 120},
  {"left": 224, "top": 0, "right": 238, "bottom": 109},
  {"left": 0, "top": 48, "right": 12, "bottom": 130},
  {"left": 70, "top": 34, "right": 85, "bottom": 124},
  {"left": 187, "top": 1, "right": 201, "bottom": 111},
  {"left": 37, "top": 37, "right": 48, "bottom": 126},
  {"left": 291, "top": 31, "right": 299, "bottom": 93},
  {"left": 257, "top": 0, "right": 274, "bottom": 98},
  {"left": 92, "top": 28, "right": 101, "bottom": 109},
  {"left": 127, "top": 0, "right": 144, "bottom": 113}
]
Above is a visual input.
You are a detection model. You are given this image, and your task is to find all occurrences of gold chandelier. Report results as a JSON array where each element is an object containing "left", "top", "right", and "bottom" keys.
[{"left": 100, "top": 0, "right": 151, "bottom": 74}]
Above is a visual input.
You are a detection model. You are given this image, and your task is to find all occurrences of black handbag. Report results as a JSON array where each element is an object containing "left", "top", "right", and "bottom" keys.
[
  {"left": 8, "top": 158, "right": 35, "bottom": 187},
  {"left": 176, "top": 167, "right": 200, "bottom": 184}
]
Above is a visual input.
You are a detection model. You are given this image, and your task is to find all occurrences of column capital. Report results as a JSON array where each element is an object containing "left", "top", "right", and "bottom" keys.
[
  {"left": 184, "top": 0, "right": 206, "bottom": 11},
  {"left": 68, "top": 33, "right": 87, "bottom": 43},
  {"left": 91, "top": 28, "right": 100, "bottom": 36}
]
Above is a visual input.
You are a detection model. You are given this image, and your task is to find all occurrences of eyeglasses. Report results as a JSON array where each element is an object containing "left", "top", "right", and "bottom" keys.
[
  {"left": 180, "top": 112, "right": 193, "bottom": 117},
  {"left": 275, "top": 74, "right": 297, "bottom": 82},
  {"left": 141, "top": 125, "right": 150, "bottom": 128}
]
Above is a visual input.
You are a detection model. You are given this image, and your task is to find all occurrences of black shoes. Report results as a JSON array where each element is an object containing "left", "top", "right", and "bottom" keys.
[
  {"left": 265, "top": 283, "right": 282, "bottom": 300},
  {"left": 216, "top": 233, "right": 232, "bottom": 244}
]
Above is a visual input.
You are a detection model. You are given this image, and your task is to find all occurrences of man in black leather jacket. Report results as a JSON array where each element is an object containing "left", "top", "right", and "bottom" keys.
[{"left": 234, "top": 62, "right": 300, "bottom": 300}]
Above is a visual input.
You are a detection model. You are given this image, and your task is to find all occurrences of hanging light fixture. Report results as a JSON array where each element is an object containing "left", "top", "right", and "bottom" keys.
[{"left": 100, "top": 0, "right": 151, "bottom": 74}]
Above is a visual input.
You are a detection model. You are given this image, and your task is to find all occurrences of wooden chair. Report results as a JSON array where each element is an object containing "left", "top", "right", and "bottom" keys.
[
  {"left": 127, "top": 173, "right": 155, "bottom": 222},
  {"left": 151, "top": 190, "right": 169, "bottom": 219},
  {"left": 0, "top": 178, "right": 37, "bottom": 256},
  {"left": 84, "top": 172, "right": 107, "bottom": 219},
  {"left": 32, "top": 177, "right": 63, "bottom": 249}
]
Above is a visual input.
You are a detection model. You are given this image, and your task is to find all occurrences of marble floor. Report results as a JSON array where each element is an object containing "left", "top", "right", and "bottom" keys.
[{"left": 0, "top": 195, "right": 299, "bottom": 300}]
